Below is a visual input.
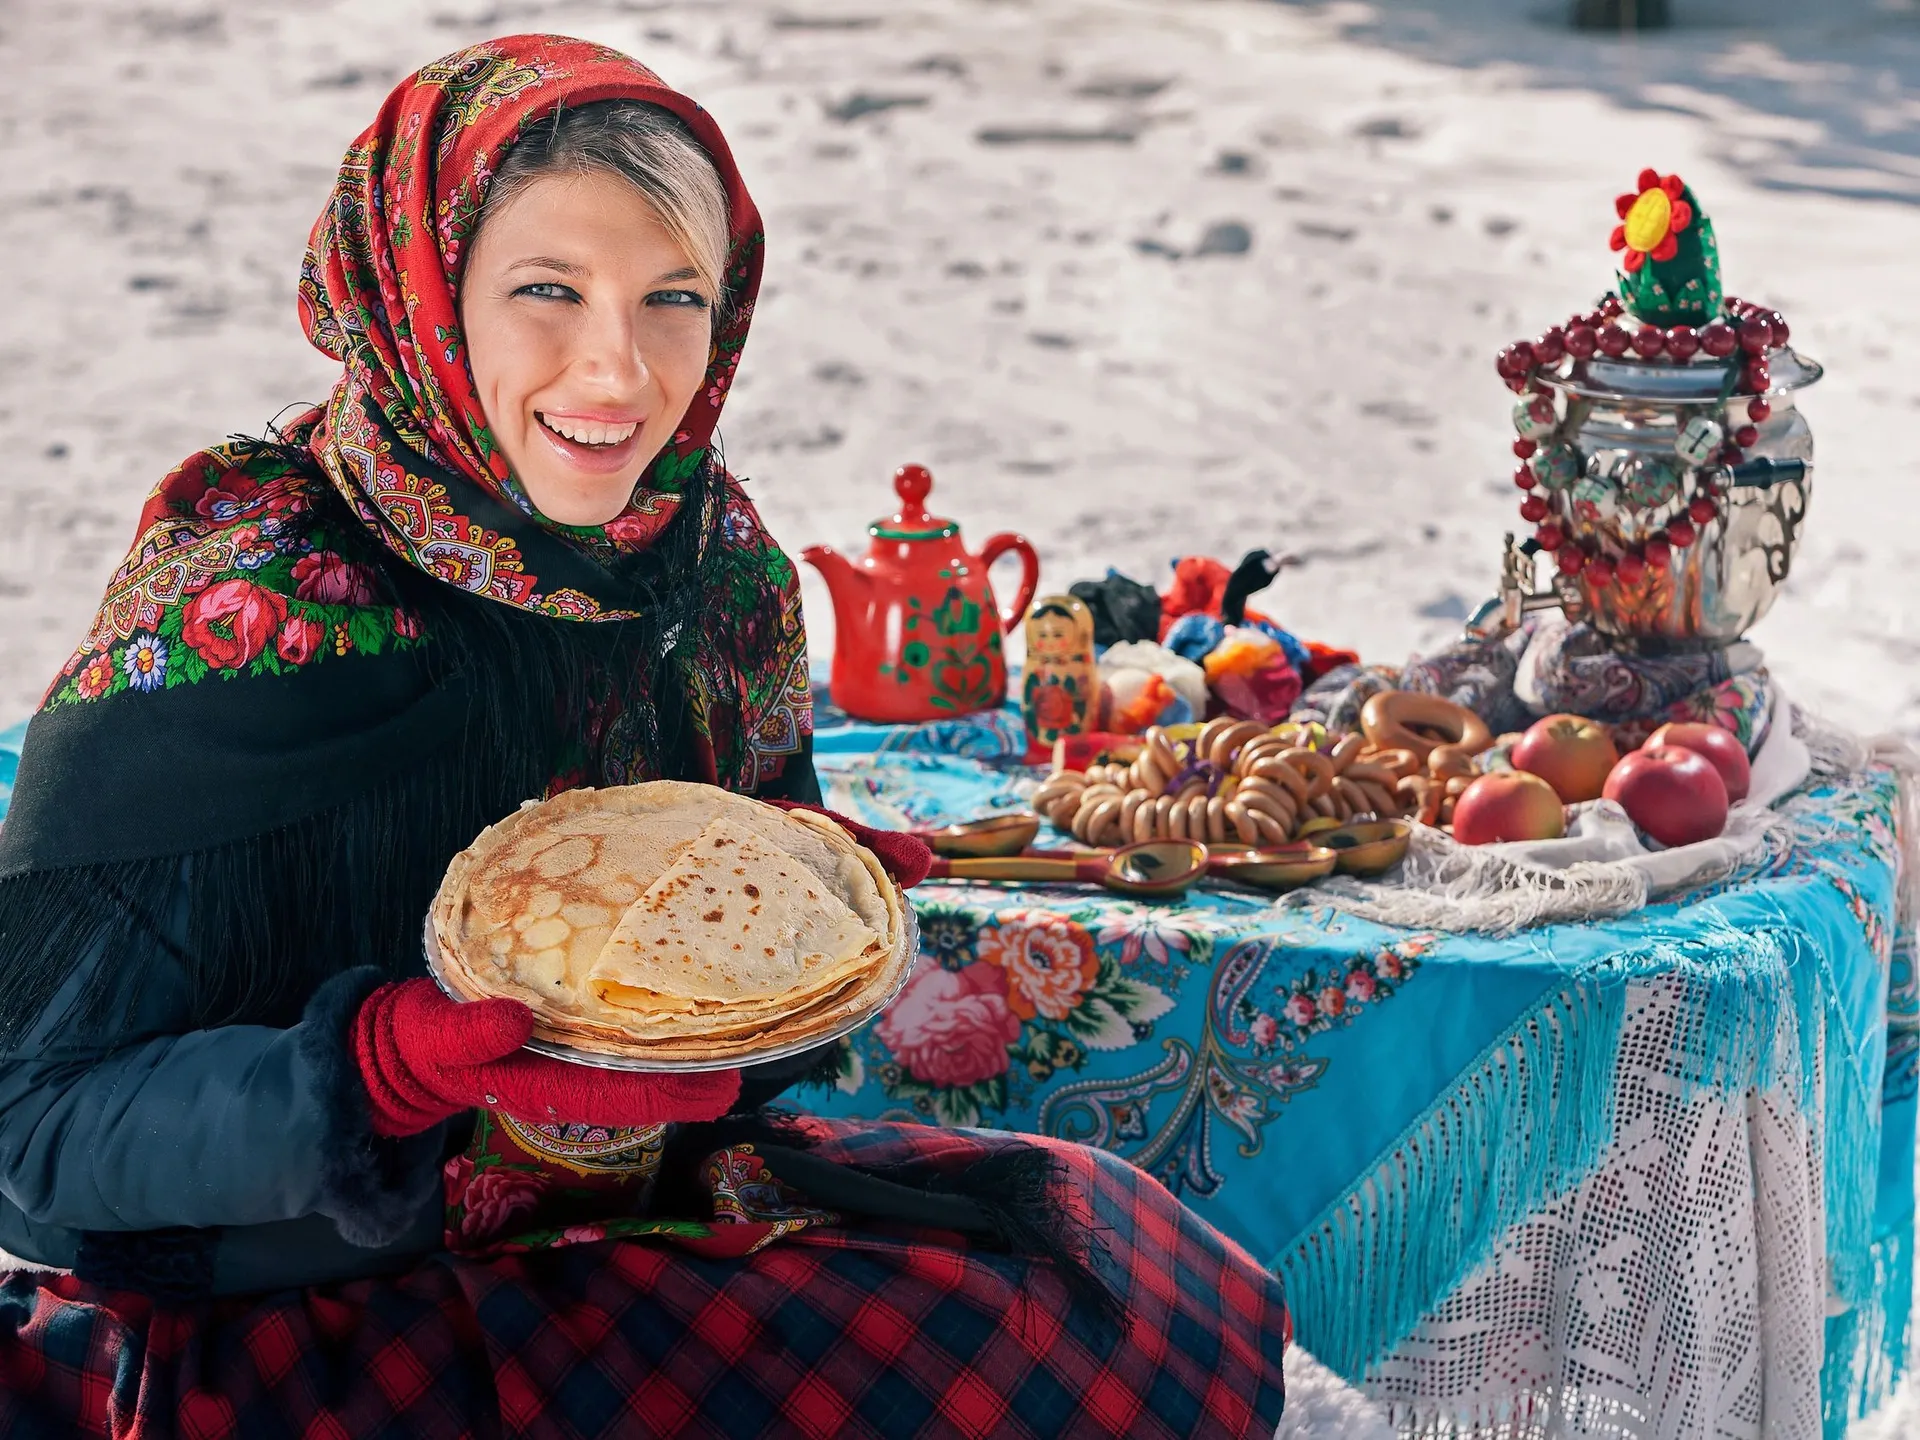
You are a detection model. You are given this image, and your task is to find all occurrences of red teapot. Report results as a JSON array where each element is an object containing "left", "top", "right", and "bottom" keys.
[{"left": 803, "top": 464, "right": 1039, "bottom": 724}]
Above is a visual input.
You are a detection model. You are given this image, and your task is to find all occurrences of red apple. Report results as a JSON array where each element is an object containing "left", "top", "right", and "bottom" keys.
[
  {"left": 1603, "top": 745, "right": 1729, "bottom": 847},
  {"left": 1644, "top": 721, "right": 1751, "bottom": 803},
  {"left": 1511, "top": 712, "right": 1620, "bottom": 804},
  {"left": 1452, "top": 772, "right": 1567, "bottom": 845}
]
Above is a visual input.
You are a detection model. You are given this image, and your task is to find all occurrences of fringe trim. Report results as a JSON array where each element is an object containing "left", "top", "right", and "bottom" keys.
[
  {"left": 1822, "top": 1224, "right": 1915, "bottom": 1439},
  {"left": 1286, "top": 828, "right": 1654, "bottom": 936},
  {"left": 1276, "top": 920, "right": 1885, "bottom": 1388},
  {"left": 0, "top": 736, "right": 500, "bottom": 1045},
  {"left": 670, "top": 1111, "right": 1122, "bottom": 1326},
  {"left": 1379, "top": 1387, "right": 1651, "bottom": 1439}
]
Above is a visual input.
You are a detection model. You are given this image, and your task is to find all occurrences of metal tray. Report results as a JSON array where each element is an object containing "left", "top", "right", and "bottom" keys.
[{"left": 423, "top": 907, "right": 918, "bottom": 1073}]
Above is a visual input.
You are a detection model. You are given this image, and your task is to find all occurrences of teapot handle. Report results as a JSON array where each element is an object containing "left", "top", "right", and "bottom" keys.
[{"left": 979, "top": 532, "right": 1040, "bottom": 634}]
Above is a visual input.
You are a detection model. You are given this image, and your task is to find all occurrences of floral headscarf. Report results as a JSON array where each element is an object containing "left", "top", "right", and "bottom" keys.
[{"left": 39, "top": 34, "right": 810, "bottom": 790}]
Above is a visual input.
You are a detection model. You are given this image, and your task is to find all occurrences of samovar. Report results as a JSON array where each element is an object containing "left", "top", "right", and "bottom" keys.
[{"left": 1467, "top": 169, "right": 1822, "bottom": 650}]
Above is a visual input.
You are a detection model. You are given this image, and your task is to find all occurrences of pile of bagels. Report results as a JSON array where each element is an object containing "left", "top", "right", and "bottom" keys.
[{"left": 1028, "top": 693, "right": 1496, "bottom": 848}]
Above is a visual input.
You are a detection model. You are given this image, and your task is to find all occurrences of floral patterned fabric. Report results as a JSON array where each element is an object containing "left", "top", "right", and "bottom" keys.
[
  {"left": 805, "top": 737, "right": 1913, "bottom": 1408},
  {"left": 40, "top": 34, "right": 809, "bottom": 788}
]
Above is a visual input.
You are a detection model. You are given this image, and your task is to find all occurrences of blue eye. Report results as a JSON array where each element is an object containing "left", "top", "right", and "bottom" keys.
[
  {"left": 649, "top": 289, "right": 711, "bottom": 310},
  {"left": 515, "top": 282, "right": 579, "bottom": 302}
]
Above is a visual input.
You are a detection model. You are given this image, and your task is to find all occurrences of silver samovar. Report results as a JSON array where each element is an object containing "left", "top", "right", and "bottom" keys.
[
  {"left": 1469, "top": 345, "right": 1821, "bottom": 647},
  {"left": 1466, "top": 170, "right": 1822, "bottom": 651}
]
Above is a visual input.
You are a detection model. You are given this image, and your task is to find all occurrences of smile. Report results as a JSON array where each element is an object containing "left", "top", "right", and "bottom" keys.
[{"left": 537, "top": 413, "right": 640, "bottom": 446}]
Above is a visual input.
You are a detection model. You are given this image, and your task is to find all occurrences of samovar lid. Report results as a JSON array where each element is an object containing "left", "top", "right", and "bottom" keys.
[{"left": 1550, "top": 346, "right": 1822, "bottom": 403}]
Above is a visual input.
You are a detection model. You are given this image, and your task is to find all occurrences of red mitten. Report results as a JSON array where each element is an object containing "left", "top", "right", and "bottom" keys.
[
  {"left": 351, "top": 980, "right": 741, "bottom": 1137},
  {"left": 765, "top": 799, "right": 933, "bottom": 888}
]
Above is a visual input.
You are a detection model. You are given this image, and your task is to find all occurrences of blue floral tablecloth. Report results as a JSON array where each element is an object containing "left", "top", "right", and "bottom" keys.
[{"left": 799, "top": 698, "right": 1917, "bottom": 1433}]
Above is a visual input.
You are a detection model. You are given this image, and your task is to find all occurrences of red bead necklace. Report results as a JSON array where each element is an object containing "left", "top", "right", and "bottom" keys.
[{"left": 1496, "top": 293, "right": 1790, "bottom": 579}]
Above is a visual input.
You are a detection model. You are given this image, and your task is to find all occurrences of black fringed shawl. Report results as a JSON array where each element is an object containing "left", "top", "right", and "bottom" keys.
[{"left": 0, "top": 453, "right": 817, "bottom": 1048}]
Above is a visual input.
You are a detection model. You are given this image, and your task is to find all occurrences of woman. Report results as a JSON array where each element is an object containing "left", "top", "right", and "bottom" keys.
[{"left": 0, "top": 35, "right": 1288, "bottom": 1438}]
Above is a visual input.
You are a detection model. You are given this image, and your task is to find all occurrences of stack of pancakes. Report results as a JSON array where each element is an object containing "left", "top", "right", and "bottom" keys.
[{"left": 430, "top": 782, "right": 910, "bottom": 1062}]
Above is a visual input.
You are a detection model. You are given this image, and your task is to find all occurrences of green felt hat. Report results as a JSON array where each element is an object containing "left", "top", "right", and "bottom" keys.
[{"left": 1610, "top": 169, "right": 1722, "bottom": 327}]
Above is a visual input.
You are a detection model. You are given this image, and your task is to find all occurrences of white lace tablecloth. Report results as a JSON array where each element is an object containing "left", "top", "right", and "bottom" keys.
[{"left": 1365, "top": 979, "right": 1843, "bottom": 1439}]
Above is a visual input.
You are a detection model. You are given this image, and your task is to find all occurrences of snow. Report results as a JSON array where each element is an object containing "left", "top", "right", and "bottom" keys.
[{"left": 4, "top": 0, "right": 1919, "bottom": 1430}]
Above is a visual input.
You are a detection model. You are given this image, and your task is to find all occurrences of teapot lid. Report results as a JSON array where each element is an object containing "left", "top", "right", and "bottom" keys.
[{"left": 868, "top": 464, "right": 958, "bottom": 541}]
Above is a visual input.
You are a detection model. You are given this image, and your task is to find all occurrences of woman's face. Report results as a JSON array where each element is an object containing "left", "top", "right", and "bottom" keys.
[{"left": 460, "top": 170, "right": 715, "bottom": 527}]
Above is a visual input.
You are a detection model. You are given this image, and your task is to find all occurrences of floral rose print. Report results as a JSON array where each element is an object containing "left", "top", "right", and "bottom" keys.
[
  {"left": 193, "top": 471, "right": 272, "bottom": 522},
  {"left": 76, "top": 653, "right": 115, "bottom": 700},
  {"left": 455, "top": 1165, "right": 549, "bottom": 1244},
  {"left": 292, "top": 551, "right": 379, "bottom": 606},
  {"left": 980, "top": 910, "right": 1100, "bottom": 1021},
  {"left": 182, "top": 579, "right": 288, "bottom": 669},
  {"left": 874, "top": 960, "right": 1019, "bottom": 1087},
  {"left": 276, "top": 613, "right": 326, "bottom": 665}
]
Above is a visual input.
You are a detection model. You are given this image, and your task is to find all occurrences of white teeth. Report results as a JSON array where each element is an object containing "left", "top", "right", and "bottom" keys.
[{"left": 539, "top": 414, "right": 638, "bottom": 447}]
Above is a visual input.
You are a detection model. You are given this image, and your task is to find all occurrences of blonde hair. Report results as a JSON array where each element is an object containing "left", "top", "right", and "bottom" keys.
[{"left": 480, "top": 100, "right": 731, "bottom": 318}]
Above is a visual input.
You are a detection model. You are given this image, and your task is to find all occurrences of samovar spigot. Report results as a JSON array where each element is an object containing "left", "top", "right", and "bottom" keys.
[
  {"left": 1465, "top": 533, "right": 1582, "bottom": 639},
  {"left": 1712, "top": 456, "right": 1806, "bottom": 491}
]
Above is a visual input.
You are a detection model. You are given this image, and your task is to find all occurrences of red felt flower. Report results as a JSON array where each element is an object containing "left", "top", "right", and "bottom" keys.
[
  {"left": 1608, "top": 168, "right": 1693, "bottom": 273},
  {"left": 182, "top": 579, "right": 288, "bottom": 670}
]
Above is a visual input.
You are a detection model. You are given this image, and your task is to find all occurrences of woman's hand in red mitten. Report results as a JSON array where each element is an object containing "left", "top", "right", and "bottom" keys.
[
  {"left": 765, "top": 799, "right": 933, "bottom": 888},
  {"left": 350, "top": 979, "right": 741, "bottom": 1137}
]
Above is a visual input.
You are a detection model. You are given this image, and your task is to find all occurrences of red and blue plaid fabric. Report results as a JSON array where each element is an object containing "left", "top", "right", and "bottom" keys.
[{"left": 0, "top": 1120, "right": 1287, "bottom": 1439}]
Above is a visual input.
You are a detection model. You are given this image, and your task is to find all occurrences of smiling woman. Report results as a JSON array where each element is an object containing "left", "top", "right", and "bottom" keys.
[{"left": 0, "top": 31, "right": 1288, "bottom": 1440}]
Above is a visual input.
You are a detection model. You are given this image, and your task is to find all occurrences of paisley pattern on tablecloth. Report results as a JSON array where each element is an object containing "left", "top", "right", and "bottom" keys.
[{"left": 836, "top": 887, "right": 1434, "bottom": 1196}]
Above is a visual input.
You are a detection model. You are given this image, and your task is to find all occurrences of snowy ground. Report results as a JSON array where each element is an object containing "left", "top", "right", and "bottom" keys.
[{"left": 4, "top": 0, "right": 1920, "bottom": 1432}]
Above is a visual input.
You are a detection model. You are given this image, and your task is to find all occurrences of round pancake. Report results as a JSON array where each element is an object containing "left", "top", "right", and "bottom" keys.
[{"left": 429, "top": 784, "right": 906, "bottom": 1058}]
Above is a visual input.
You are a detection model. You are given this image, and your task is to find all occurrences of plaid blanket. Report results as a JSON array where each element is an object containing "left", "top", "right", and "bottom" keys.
[{"left": 0, "top": 1120, "right": 1288, "bottom": 1438}]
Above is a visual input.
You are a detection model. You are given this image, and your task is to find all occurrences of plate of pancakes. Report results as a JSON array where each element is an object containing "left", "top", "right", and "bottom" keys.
[{"left": 426, "top": 781, "right": 917, "bottom": 1071}]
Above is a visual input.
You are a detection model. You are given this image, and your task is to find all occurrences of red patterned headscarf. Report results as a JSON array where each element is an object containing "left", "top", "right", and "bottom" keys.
[
  {"left": 39, "top": 35, "right": 810, "bottom": 791},
  {"left": 300, "top": 35, "right": 764, "bottom": 614}
]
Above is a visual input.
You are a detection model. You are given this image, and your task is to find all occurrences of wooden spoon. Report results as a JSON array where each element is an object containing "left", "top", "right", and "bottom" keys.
[
  {"left": 914, "top": 813, "right": 1041, "bottom": 858},
  {"left": 927, "top": 838, "right": 1210, "bottom": 898}
]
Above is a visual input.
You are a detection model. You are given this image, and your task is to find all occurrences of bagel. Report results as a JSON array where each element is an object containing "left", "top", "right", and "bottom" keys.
[
  {"left": 1343, "top": 762, "right": 1400, "bottom": 789},
  {"left": 1328, "top": 733, "right": 1366, "bottom": 772},
  {"left": 1249, "top": 757, "right": 1312, "bottom": 803},
  {"left": 1150, "top": 794, "right": 1176, "bottom": 837},
  {"left": 1236, "top": 735, "right": 1294, "bottom": 769},
  {"left": 1362, "top": 747, "right": 1420, "bottom": 780},
  {"left": 1146, "top": 728, "right": 1181, "bottom": 779},
  {"left": 1211, "top": 722, "right": 1266, "bottom": 769},
  {"left": 1278, "top": 748, "right": 1337, "bottom": 802},
  {"left": 1195, "top": 795, "right": 1221, "bottom": 843},
  {"left": 1359, "top": 691, "right": 1493, "bottom": 763},
  {"left": 1185, "top": 792, "right": 1213, "bottom": 839}
]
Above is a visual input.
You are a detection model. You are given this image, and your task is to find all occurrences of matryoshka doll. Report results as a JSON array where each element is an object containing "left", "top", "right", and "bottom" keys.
[{"left": 1021, "top": 595, "right": 1097, "bottom": 747}]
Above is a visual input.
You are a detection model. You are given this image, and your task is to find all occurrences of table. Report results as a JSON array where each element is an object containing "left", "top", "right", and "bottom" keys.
[{"left": 802, "top": 699, "right": 1916, "bottom": 1440}]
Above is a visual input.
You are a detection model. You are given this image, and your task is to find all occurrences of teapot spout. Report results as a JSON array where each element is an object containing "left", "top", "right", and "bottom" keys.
[{"left": 801, "top": 544, "right": 866, "bottom": 607}]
